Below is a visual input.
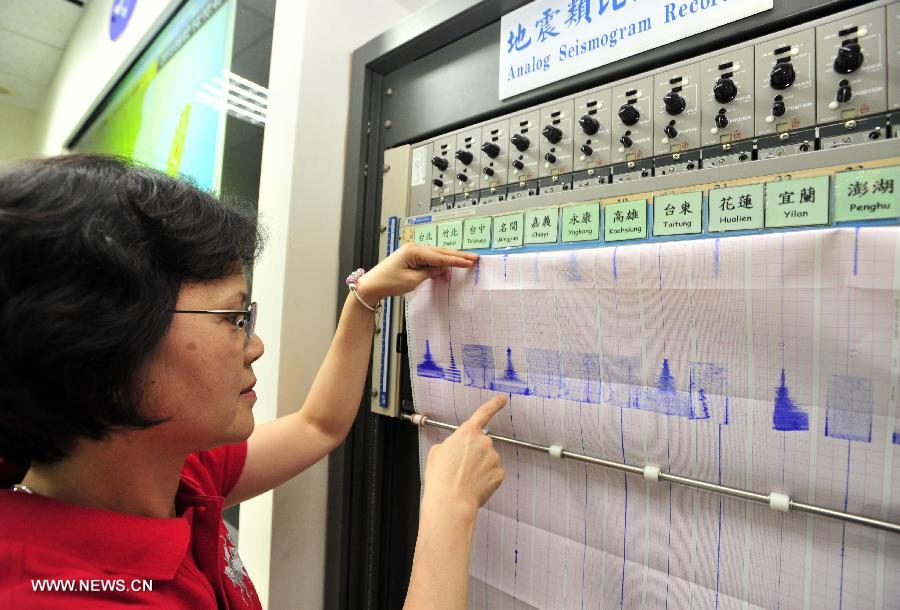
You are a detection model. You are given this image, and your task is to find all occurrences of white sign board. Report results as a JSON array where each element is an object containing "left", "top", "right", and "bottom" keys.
[{"left": 499, "top": 0, "right": 774, "bottom": 99}]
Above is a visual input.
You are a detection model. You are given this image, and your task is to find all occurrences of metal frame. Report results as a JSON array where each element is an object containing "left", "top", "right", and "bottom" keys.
[
  {"left": 331, "top": 1, "right": 883, "bottom": 608},
  {"left": 404, "top": 414, "right": 900, "bottom": 535}
]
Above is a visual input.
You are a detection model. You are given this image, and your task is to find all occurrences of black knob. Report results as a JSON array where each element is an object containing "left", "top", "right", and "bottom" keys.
[
  {"left": 772, "top": 99, "right": 786, "bottom": 117},
  {"left": 510, "top": 133, "right": 530, "bottom": 152},
  {"left": 579, "top": 114, "right": 600, "bottom": 135},
  {"left": 481, "top": 142, "right": 500, "bottom": 158},
  {"left": 456, "top": 173, "right": 469, "bottom": 183},
  {"left": 482, "top": 167, "right": 495, "bottom": 177},
  {"left": 542, "top": 125, "right": 563, "bottom": 144},
  {"left": 714, "top": 78, "right": 737, "bottom": 104},
  {"left": 770, "top": 63, "right": 796, "bottom": 90},
  {"left": 511, "top": 159, "right": 525, "bottom": 171},
  {"left": 544, "top": 152, "right": 557, "bottom": 164},
  {"left": 618, "top": 104, "right": 640, "bottom": 126},
  {"left": 834, "top": 42, "right": 863, "bottom": 74},
  {"left": 455, "top": 150, "right": 473, "bottom": 165},
  {"left": 430, "top": 155, "right": 448, "bottom": 171},
  {"left": 663, "top": 91, "right": 686, "bottom": 116},
  {"left": 664, "top": 124, "right": 678, "bottom": 139},
  {"left": 619, "top": 134, "right": 633, "bottom": 148},
  {"left": 715, "top": 113, "right": 729, "bottom": 129},
  {"left": 432, "top": 178, "right": 444, "bottom": 188},
  {"left": 836, "top": 83, "right": 853, "bottom": 104},
  {"left": 580, "top": 144, "right": 594, "bottom": 157}
]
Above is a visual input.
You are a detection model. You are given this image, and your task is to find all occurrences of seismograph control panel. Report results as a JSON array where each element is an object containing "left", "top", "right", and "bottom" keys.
[{"left": 368, "top": 4, "right": 900, "bottom": 608}]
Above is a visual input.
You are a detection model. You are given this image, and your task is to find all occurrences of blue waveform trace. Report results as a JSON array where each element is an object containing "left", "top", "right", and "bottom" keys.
[
  {"left": 524, "top": 348, "right": 603, "bottom": 403},
  {"left": 444, "top": 340, "right": 462, "bottom": 383},
  {"left": 690, "top": 362, "right": 729, "bottom": 424},
  {"left": 713, "top": 238, "right": 720, "bottom": 278},
  {"left": 649, "top": 358, "right": 691, "bottom": 417},
  {"left": 492, "top": 347, "right": 530, "bottom": 395},
  {"left": 825, "top": 375, "right": 873, "bottom": 442},
  {"left": 525, "top": 348, "right": 563, "bottom": 399},
  {"left": 416, "top": 340, "right": 445, "bottom": 379},
  {"left": 531, "top": 254, "right": 540, "bottom": 283},
  {"left": 561, "top": 351, "right": 602, "bottom": 404},
  {"left": 462, "top": 344, "right": 495, "bottom": 389},
  {"left": 567, "top": 250, "right": 583, "bottom": 282},
  {"left": 772, "top": 369, "right": 809, "bottom": 432},
  {"left": 603, "top": 355, "right": 641, "bottom": 409}
]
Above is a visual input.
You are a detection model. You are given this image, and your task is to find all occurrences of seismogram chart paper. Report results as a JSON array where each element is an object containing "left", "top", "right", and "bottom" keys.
[{"left": 406, "top": 227, "right": 900, "bottom": 610}]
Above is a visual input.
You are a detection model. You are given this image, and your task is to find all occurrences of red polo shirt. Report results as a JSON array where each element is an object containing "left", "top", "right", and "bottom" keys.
[{"left": 0, "top": 441, "right": 262, "bottom": 609}]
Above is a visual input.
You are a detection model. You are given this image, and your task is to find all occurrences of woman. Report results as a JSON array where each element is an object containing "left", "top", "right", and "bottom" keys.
[{"left": 0, "top": 155, "right": 506, "bottom": 609}]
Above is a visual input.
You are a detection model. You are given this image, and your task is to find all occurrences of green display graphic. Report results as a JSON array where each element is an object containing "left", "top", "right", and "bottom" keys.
[
  {"left": 414, "top": 224, "right": 437, "bottom": 245},
  {"left": 605, "top": 200, "right": 647, "bottom": 242},
  {"left": 765, "top": 176, "right": 830, "bottom": 228},
  {"left": 524, "top": 207, "right": 559, "bottom": 244},
  {"left": 463, "top": 217, "right": 492, "bottom": 249},
  {"left": 653, "top": 192, "right": 703, "bottom": 236},
  {"left": 562, "top": 203, "right": 600, "bottom": 242},
  {"left": 834, "top": 167, "right": 900, "bottom": 222},
  {"left": 708, "top": 183, "right": 765, "bottom": 232},
  {"left": 437, "top": 220, "right": 464, "bottom": 249},
  {"left": 75, "top": 0, "right": 236, "bottom": 192},
  {"left": 493, "top": 212, "right": 525, "bottom": 248}
]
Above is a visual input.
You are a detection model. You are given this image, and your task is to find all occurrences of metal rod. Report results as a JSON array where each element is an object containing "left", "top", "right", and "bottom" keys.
[{"left": 402, "top": 413, "right": 900, "bottom": 536}]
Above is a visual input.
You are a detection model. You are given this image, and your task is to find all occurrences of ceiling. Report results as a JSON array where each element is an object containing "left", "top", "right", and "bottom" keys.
[{"left": 0, "top": 0, "right": 85, "bottom": 112}]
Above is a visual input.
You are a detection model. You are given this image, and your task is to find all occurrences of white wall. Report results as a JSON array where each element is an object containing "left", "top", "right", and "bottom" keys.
[
  {"left": 32, "top": 0, "right": 180, "bottom": 155},
  {"left": 0, "top": 101, "right": 36, "bottom": 163},
  {"left": 242, "top": 1, "right": 419, "bottom": 608}
]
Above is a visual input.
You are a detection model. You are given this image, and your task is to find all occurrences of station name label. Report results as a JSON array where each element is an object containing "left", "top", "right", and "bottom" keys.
[
  {"left": 604, "top": 199, "right": 647, "bottom": 242},
  {"left": 834, "top": 167, "right": 899, "bottom": 222}
]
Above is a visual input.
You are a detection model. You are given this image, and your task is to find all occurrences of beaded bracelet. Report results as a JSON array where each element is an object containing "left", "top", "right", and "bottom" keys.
[{"left": 345, "top": 268, "right": 382, "bottom": 313}]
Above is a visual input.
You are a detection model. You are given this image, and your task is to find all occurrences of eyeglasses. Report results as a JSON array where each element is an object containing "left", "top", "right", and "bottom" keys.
[{"left": 172, "top": 302, "right": 257, "bottom": 339}]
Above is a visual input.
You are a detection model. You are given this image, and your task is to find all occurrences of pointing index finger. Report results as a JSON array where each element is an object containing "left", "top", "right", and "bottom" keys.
[{"left": 463, "top": 395, "right": 508, "bottom": 431}]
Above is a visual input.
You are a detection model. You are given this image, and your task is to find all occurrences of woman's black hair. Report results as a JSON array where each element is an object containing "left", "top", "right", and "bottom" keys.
[{"left": 0, "top": 154, "right": 265, "bottom": 466}]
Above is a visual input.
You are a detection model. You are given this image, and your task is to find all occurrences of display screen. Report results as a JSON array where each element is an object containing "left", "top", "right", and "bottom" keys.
[{"left": 74, "top": 0, "right": 236, "bottom": 192}]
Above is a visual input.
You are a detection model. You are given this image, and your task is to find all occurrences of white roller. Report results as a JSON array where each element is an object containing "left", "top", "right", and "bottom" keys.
[{"left": 769, "top": 492, "right": 791, "bottom": 513}]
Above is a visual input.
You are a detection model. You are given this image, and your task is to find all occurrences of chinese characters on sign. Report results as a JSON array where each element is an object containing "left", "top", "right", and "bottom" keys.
[
  {"left": 499, "top": 0, "right": 773, "bottom": 99},
  {"left": 414, "top": 225, "right": 437, "bottom": 246},
  {"left": 525, "top": 207, "right": 560, "bottom": 244},
  {"left": 438, "top": 220, "right": 464, "bottom": 249},
  {"left": 562, "top": 202, "right": 601, "bottom": 242},
  {"left": 765, "top": 176, "right": 830, "bottom": 228},
  {"left": 708, "top": 184, "right": 765, "bottom": 232},
  {"left": 604, "top": 199, "right": 647, "bottom": 242},
  {"left": 493, "top": 212, "right": 526, "bottom": 247},
  {"left": 463, "top": 217, "right": 493, "bottom": 249},
  {"left": 834, "top": 167, "right": 900, "bottom": 222},
  {"left": 653, "top": 191, "right": 702, "bottom": 236}
]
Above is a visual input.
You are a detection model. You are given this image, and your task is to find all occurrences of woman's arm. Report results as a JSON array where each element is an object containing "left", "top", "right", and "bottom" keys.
[
  {"left": 404, "top": 397, "right": 507, "bottom": 610},
  {"left": 224, "top": 244, "right": 478, "bottom": 506}
]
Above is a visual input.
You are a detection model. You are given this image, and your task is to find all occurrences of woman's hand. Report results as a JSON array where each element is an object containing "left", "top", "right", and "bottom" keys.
[
  {"left": 404, "top": 397, "right": 506, "bottom": 610},
  {"left": 421, "top": 395, "right": 507, "bottom": 517},
  {"left": 356, "top": 244, "right": 478, "bottom": 302}
]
